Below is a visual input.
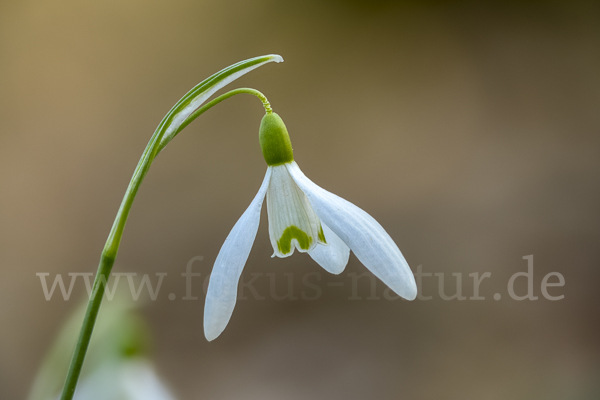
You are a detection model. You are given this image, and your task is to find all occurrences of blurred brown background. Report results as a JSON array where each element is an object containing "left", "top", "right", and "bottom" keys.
[{"left": 1, "top": 0, "right": 599, "bottom": 399}]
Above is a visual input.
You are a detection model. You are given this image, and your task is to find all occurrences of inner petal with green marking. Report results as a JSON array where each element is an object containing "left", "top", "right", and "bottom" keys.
[
  {"left": 277, "top": 226, "right": 312, "bottom": 255},
  {"left": 266, "top": 165, "right": 327, "bottom": 258}
]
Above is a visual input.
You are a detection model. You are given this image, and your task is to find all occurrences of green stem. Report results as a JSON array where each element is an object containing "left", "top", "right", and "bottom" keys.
[{"left": 59, "top": 88, "right": 270, "bottom": 400}]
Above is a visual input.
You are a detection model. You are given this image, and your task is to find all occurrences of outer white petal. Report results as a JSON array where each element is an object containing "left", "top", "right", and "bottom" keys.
[
  {"left": 69, "top": 361, "right": 120, "bottom": 400},
  {"left": 308, "top": 222, "right": 350, "bottom": 275},
  {"left": 286, "top": 162, "right": 417, "bottom": 300},
  {"left": 121, "top": 360, "right": 177, "bottom": 400},
  {"left": 73, "top": 360, "right": 176, "bottom": 400},
  {"left": 204, "top": 168, "right": 272, "bottom": 341}
]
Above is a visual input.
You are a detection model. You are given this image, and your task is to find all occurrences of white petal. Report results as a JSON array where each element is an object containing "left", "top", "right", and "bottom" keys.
[
  {"left": 74, "top": 360, "right": 176, "bottom": 400},
  {"left": 286, "top": 162, "right": 417, "bottom": 300},
  {"left": 308, "top": 222, "right": 350, "bottom": 275},
  {"left": 121, "top": 360, "right": 177, "bottom": 400},
  {"left": 266, "top": 165, "right": 325, "bottom": 258},
  {"left": 204, "top": 168, "right": 272, "bottom": 341},
  {"left": 71, "top": 361, "right": 121, "bottom": 400}
]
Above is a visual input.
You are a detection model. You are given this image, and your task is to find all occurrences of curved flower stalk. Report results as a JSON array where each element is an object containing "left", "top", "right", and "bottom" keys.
[
  {"left": 204, "top": 113, "right": 417, "bottom": 341},
  {"left": 59, "top": 54, "right": 282, "bottom": 400},
  {"left": 156, "top": 55, "right": 282, "bottom": 152}
]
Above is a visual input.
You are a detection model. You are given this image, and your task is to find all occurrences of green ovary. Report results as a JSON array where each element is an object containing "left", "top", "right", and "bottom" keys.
[
  {"left": 259, "top": 113, "right": 294, "bottom": 166},
  {"left": 277, "top": 226, "right": 313, "bottom": 255}
]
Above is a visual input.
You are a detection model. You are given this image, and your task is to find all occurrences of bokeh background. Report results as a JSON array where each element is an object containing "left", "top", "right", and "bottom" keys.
[{"left": 1, "top": 0, "right": 599, "bottom": 399}]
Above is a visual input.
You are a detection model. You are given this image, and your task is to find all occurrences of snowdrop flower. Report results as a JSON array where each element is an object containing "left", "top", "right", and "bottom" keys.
[
  {"left": 71, "top": 359, "right": 176, "bottom": 400},
  {"left": 29, "top": 295, "right": 177, "bottom": 400},
  {"left": 204, "top": 112, "right": 417, "bottom": 341}
]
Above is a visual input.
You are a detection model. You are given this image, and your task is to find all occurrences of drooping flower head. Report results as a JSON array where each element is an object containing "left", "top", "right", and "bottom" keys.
[
  {"left": 260, "top": 113, "right": 327, "bottom": 258},
  {"left": 204, "top": 111, "right": 417, "bottom": 341}
]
